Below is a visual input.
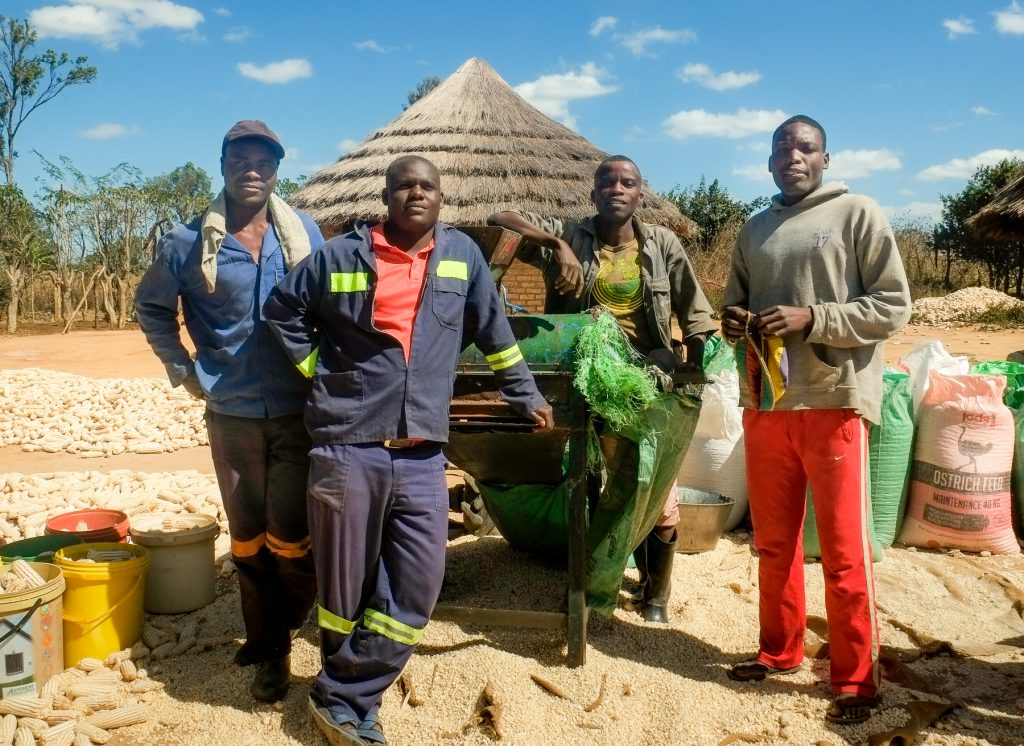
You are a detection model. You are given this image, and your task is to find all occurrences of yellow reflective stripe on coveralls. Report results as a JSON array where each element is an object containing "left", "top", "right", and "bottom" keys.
[
  {"left": 362, "top": 609, "right": 423, "bottom": 646},
  {"left": 486, "top": 344, "right": 524, "bottom": 371},
  {"left": 435, "top": 260, "right": 468, "bottom": 280},
  {"left": 317, "top": 605, "right": 357, "bottom": 635},
  {"left": 296, "top": 347, "right": 319, "bottom": 378},
  {"left": 330, "top": 272, "right": 368, "bottom": 292}
]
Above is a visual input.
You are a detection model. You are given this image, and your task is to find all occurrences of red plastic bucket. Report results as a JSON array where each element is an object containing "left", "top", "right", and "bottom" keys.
[{"left": 44, "top": 510, "right": 130, "bottom": 544}]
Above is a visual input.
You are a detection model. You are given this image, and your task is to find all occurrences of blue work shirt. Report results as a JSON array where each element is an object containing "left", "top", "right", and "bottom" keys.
[
  {"left": 265, "top": 222, "right": 547, "bottom": 444},
  {"left": 135, "top": 211, "right": 325, "bottom": 418}
]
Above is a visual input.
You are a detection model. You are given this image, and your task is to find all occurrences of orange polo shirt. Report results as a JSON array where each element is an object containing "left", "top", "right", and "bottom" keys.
[{"left": 370, "top": 223, "right": 435, "bottom": 362}]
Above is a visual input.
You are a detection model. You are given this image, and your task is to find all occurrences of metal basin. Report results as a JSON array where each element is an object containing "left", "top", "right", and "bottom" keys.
[{"left": 676, "top": 488, "right": 735, "bottom": 553}]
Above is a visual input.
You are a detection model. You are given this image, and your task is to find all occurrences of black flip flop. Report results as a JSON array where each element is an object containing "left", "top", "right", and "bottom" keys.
[
  {"left": 825, "top": 693, "right": 880, "bottom": 725},
  {"left": 726, "top": 660, "right": 800, "bottom": 682}
]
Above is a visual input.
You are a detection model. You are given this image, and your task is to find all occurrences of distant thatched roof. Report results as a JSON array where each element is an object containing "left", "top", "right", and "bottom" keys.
[
  {"left": 291, "top": 57, "right": 695, "bottom": 238},
  {"left": 968, "top": 168, "right": 1024, "bottom": 241}
]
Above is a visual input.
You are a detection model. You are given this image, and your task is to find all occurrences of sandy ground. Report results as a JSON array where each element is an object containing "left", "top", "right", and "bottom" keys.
[{"left": 1, "top": 325, "right": 1024, "bottom": 745}]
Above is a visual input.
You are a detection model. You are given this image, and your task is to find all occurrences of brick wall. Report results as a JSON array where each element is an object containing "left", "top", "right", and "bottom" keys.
[{"left": 501, "top": 261, "right": 546, "bottom": 313}]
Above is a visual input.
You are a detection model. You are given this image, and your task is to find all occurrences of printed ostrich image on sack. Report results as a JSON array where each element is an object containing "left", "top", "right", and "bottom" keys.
[{"left": 899, "top": 371, "right": 1018, "bottom": 555}]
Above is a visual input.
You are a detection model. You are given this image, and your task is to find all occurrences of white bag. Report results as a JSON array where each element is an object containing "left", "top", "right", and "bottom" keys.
[
  {"left": 678, "top": 370, "right": 749, "bottom": 530},
  {"left": 897, "top": 339, "right": 969, "bottom": 415}
]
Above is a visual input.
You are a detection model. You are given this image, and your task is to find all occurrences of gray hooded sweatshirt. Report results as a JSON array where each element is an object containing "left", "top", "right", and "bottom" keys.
[{"left": 723, "top": 182, "right": 911, "bottom": 425}]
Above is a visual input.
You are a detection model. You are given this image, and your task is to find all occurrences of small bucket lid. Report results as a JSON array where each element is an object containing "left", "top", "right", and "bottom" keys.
[{"left": 129, "top": 513, "right": 219, "bottom": 547}]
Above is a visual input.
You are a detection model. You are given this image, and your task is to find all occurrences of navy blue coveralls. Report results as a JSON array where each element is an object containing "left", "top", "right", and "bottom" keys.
[
  {"left": 135, "top": 211, "right": 324, "bottom": 663},
  {"left": 264, "top": 221, "right": 546, "bottom": 724}
]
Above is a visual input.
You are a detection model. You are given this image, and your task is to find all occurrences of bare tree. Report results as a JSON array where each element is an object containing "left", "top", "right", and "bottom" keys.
[
  {"left": 0, "top": 15, "right": 96, "bottom": 185},
  {"left": 0, "top": 183, "right": 44, "bottom": 332}
]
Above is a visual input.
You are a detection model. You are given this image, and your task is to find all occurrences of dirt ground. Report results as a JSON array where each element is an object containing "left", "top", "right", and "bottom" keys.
[{"left": 2, "top": 324, "right": 1024, "bottom": 745}]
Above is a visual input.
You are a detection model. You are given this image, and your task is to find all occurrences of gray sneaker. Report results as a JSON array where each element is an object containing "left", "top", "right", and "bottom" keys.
[{"left": 307, "top": 694, "right": 366, "bottom": 746}]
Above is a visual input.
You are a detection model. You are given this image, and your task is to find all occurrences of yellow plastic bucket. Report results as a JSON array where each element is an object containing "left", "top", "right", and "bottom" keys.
[
  {"left": 55, "top": 543, "right": 150, "bottom": 665},
  {"left": 0, "top": 562, "right": 64, "bottom": 699}
]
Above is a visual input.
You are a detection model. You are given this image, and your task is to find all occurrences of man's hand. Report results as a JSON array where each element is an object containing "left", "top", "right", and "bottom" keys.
[
  {"left": 755, "top": 305, "right": 813, "bottom": 338},
  {"left": 180, "top": 372, "right": 205, "bottom": 400},
  {"left": 643, "top": 347, "right": 678, "bottom": 375},
  {"left": 551, "top": 239, "right": 584, "bottom": 299},
  {"left": 721, "top": 306, "right": 752, "bottom": 343},
  {"left": 528, "top": 402, "right": 555, "bottom": 430}
]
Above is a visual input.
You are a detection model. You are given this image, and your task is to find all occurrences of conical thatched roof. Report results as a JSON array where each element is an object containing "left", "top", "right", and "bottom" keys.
[
  {"left": 968, "top": 168, "right": 1024, "bottom": 240},
  {"left": 291, "top": 57, "right": 695, "bottom": 238}
]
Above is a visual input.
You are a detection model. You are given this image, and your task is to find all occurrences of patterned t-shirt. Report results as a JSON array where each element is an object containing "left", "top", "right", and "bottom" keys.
[{"left": 593, "top": 238, "right": 657, "bottom": 355}]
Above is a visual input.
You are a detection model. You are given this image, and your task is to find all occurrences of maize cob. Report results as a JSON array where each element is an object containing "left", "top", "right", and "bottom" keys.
[
  {"left": 40, "top": 720, "right": 77, "bottom": 746},
  {"left": 44, "top": 710, "right": 81, "bottom": 724},
  {"left": 74, "top": 734, "right": 93, "bottom": 746},
  {"left": 167, "top": 637, "right": 195, "bottom": 657},
  {"left": 40, "top": 676, "right": 66, "bottom": 701},
  {"left": 71, "top": 692, "right": 116, "bottom": 713},
  {"left": 76, "top": 658, "right": 105, "bottom": 673},
  {"left": 13, "top": 726, "right": 33, "bottom": 746},
  {"left": 102, "top": 649, "right": 130, "bottom": 667},
  {"left": 0, "top": 714, "right": 15, "bottom": 744},
  {"left": 126, "top": 679, "right": 163, "bottom": 694},
  {"left": 10, "top": 560, "right": 46, "bottom": 587},
  {"left": 86, "top": 704, "right": 147, "bottom": 730},
  {"left": 177, "top": 618, "right": 199, "bottom": 642},
  {"left": 114, "top": 660, "right": 137, "bottom": 682},
  {"left": 52, "top": 694, "right": 74, "bottom": 711},
  {"left": 17, "top": 716, "right": 48, "bottom": 736},
  {"left": 141, "top": 624, "right": 169, "bottom": 649},
  {"left": 73, "top": 721, "right": 110, "bottom": 745},
  {"left": 149, "top": 641, "right": 176, "bottom": 660},
  {"left": 67, "top": 680, "right": 115, "bottom": 699},
  {"left": 0, "top": 696, "right": 48, "bottom": 718},
  {"left": 83, "top": 671, "right": 119, "bottom": 683}
]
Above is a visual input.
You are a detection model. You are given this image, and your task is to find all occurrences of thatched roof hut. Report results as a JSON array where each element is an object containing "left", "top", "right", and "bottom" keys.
[
  {"left": 968, "top": 168, "right": 1024, "bottom": 241},
  {"left": 291, "top": 57, "right": 695, "bottom": 238}
]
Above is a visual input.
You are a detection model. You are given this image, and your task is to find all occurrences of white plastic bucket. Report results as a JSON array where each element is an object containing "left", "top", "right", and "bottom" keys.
[
  {"left": 129, "top": 514, "right": 219, "bottom": 614},
  {"left": 0, "top": 562, "right": 65, "bottom": 699}
]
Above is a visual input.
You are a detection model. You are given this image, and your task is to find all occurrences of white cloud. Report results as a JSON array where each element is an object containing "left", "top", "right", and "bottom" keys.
[
  {"left": 732, "top": 164, "right": 772, "bottom": 183},
  {"left": 237, "top": 58, "right": 312, "bottom": 84},
  {"left": 930, "top": 122, "right": 963, "bottom": 133},
  {"left": 338, "top": 139, "right": 360, "bottom": 153},
  {"left": 995, "top": 1, "right": 1024, "bottom": 33},
  {"left": 590, "top": 16, "right": 617, "bottom": 36},
  {"left": 514, "top": 63, "right": 618, "bottom": 130},
  {"left": 30, "top": 1, "right": 204, "bottom": 48},
  {"left": 282, "top": 148, "right": 299, "bottom": 161},
  {"left": 663, "top": 108, "right": 787, "bottom": 140},
  {"left": 676, "top": 63, "right": 760, "bottom": 91},
  {"left": 826, "top": 149, "right": 902, "bottom": 180},
  {"left": 735, "top": 141, "right": 767, "bottom": 153},
  {"left": 943, "top": 16, "right": 976, "bottom": 38},
  {"left": 619, "top": 26, "right": 696, "bottom": 56},
  {"left": 884, "top": 201, "right": 942, "bottom": 226},
  {"left": 972, "top": 105, "right": 997, "bottom": 116},
  {"left": 212, "top": 6, "right": 229, "bottom": 16},
  {"left": 79, "top": 122, "right": 140, "bottom": 139},
  {"left": 223, "top": 25, "right": 251, "bottom": 42},
  {"left": 354, "top": 39, "right": 396, "bottom": 53},
  {"left": 899, "top": 188, "right": 916, "bottom": 197},
  {"left": 916, "top": 148, "right": 1024, "bottom": 181}
]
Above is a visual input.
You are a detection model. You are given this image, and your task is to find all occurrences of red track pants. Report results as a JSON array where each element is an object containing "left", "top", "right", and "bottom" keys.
[{"left": 743, "top": 409, "right": 880, "bottom": 697}]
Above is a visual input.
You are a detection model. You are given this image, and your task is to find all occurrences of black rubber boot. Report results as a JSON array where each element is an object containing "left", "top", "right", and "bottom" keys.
[
  {"left": 642, "top": 530, "right": 676, "bottom": 623},
  {"left": 631, "top": 539, "right": 649, "bottom": 606}
]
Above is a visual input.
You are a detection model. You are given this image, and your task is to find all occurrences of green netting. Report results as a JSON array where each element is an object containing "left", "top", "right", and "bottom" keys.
[
  {"left": 475, "top": 311, "right": 702, "bottom": 617},
  {"left": 572, "top": 311, "right": 658, "bottom": 433},
  {"left": 1008, "top": 392, "right": 1024, "bottom": 538}
]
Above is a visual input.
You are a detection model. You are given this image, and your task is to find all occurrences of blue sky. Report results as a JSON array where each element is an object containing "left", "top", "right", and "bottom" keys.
[{"left": 6, "top": 1, "right": 1024, "bottom": 227}]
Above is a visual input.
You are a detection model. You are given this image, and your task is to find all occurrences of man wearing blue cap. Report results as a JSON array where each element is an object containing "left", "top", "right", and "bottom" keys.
[{"left": 135, "top": 119, "right": 324, "bottom": 702}]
